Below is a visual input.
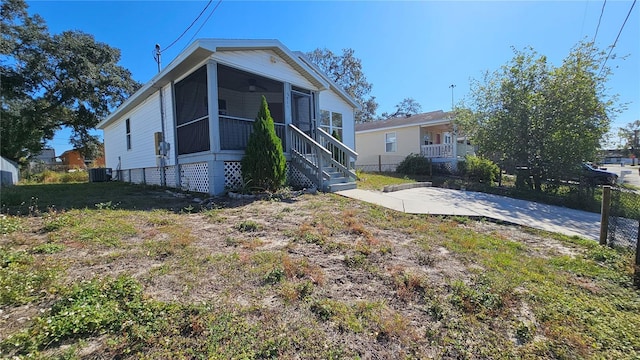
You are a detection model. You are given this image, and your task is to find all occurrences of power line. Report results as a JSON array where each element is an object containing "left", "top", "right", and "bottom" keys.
[
  {"left": 593, "top": 0, "right": 607, "bottom": 43},
  {"left": 598, "top": 0, "right": 636, "bottom": 77},
  {"left": 185, "top": 0, "right": 223, "bottom": 46},
  {"left": 161, "top": 0, "right": 213, "bottom": 54}
]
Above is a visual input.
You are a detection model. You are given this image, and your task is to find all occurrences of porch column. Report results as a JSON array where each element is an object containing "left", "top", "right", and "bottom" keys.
[
  {"left": 207, "top": 60, "right": 220, "bottom": 152},
  {"left": 284, "top": 83, "right": 292, "bottom": 125},
  {"left": 452, "top": 124, "right": 458, "bottom": 159},
  {"left": 283, "top": 83, "right": 292, "bottom": 154}
]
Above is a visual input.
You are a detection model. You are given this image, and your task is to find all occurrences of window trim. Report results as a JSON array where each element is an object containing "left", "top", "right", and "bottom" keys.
[
  {"left": 125, "top": 118, "right": 131, "bottom": 150},
  {"left": 385, "top": 132, "right": 397, "bottom": 153},
  {"left": 319, "top": 109, "right": 343, "bottom": 141}
]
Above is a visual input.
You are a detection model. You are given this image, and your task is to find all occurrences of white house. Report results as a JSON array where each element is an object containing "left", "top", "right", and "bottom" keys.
[
  {"left": 355, "top": 110, "right": 474, "bottom": 172},
  {"left": 97, "top": 39, "right": 359, "bottom": 194}
]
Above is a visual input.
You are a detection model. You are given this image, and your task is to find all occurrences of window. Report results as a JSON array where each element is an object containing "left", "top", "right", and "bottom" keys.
[
  {"left": 125, "top": 118, "right": 131, "bottom": 150},
  {"left": 175, "top": 65, "right": 210, "bottom": 155},
  {"left": 444, "top": 132, "right": 452, "bottom": 144},
  {"left": 319, "top": 110, "right": 343, "bottom": 141},
  {"left": 385, "top": 132, "right": 396, "bottom": 152}
]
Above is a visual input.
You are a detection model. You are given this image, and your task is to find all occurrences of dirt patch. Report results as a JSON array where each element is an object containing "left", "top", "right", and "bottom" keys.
[{"left": 0, "top": 191, "right": 606, "bottom": 358}]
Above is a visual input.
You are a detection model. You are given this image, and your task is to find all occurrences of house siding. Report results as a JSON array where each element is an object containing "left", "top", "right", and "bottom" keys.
[
  {"left": 213, "top": 50, "right": 316, "bottom": 91},
  {"left": 104, "top": 84, "right": 174, "bottom": 171},
  {"left": 101, "top": 41, "right": 359, "bottom": 195},
  {"left": 355, "top": 126, "right": 421, "bottom": 171},
  {"left": 319, "top": 90, "right": 356, "bottom": 149}
]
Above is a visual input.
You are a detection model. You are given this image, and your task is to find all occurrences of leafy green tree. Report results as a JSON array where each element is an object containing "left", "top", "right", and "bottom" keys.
[
  {"left": 305, "top": 48, "right": 377, "bottom": 123},
  {"left": 1, "top": 0, "right": 140, "bottom": 163},
  {"left": 617, "top": 120, "right": 640, "bottom": 157},
  {"left": 459, "top": 42, "right": 617, "bottom": 190},
  {"left": 241, "top": 96, "right": 286, "bottom": 192}
]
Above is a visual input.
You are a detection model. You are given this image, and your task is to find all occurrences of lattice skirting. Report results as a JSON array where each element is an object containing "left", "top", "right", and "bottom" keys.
[
  {"left": 224, "top": 161, "right": 315, "bottom": 191},
  {"left": 180, "top": 162, "right": 209, "bottom": 193},
  {"left": 116, "top": 165, "right": 206, "bottom": 192},
  {"left": 165, "top": 166, "right": 177, "bottom": 188},
  {"left": 288, "top": 164, "right": 315, "bottom": 189},
  {"left": 224, "top": 161, "right": 244, "bottom": 191}
]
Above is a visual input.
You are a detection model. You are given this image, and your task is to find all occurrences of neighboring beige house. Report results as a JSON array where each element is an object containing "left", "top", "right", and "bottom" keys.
[{"left": 355, "top": 110, "right": 474, "bottom": 171}]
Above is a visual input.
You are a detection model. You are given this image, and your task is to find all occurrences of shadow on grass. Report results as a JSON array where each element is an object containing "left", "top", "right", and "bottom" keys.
[{"left": 1, "top": 182, "right": 206, "bottom": 215}]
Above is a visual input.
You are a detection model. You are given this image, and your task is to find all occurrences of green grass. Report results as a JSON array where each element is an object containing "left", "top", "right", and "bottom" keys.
[
  {"left": 1, "top": 182, "right": 202, "bottom": 215},
  {"left": 0, "top": 182, "right": 639, "bottom": 359},
  {"left": 356, "top": 171, "right": 417, "bottom": 190}
]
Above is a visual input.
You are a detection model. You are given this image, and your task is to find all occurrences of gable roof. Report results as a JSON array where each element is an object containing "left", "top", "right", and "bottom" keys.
[
  {"left": 355, "top": 110, "right": 453, "bottom": 133},
  {"left": 97, "top": 39, "right": 359, "bottom": 129}
]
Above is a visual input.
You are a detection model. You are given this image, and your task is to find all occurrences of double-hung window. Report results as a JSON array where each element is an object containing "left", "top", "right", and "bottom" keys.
[{"left": 385, "top": 132, "right": 396, "bottom": 152}]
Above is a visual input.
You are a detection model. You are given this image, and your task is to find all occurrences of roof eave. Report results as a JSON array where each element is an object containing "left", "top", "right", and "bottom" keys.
[
  {"left": 98, "top": 39, "right": 334, "bottom": 129},
  {"left": 294, "top": 51, "right": 361, "bottom": 110},
  {"left": 97, "top": 40, "right": 213, "bottom": 129}
]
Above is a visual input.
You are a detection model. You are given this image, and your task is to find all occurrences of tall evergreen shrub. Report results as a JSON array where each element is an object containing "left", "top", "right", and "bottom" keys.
[{"left": 241, "top": 96, "right": 287, "bottom": 192}]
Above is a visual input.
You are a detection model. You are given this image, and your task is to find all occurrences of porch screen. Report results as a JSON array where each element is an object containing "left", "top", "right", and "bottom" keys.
[{"left": 175, "top": 65, "right": 210, "bottom": 155}]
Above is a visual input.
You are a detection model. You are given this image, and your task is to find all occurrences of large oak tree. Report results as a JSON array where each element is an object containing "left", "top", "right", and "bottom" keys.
[
  {"left": 305, "top": 48, "right": 377, "bottom": 123},
  {"left": 1, "top": 0, "right": 140, "bottom": 163}
]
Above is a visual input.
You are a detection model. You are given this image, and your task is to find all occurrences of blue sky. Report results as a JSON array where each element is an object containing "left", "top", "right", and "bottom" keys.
[{"left": 25, "top": 0, "right": 639, "bottom": 155}]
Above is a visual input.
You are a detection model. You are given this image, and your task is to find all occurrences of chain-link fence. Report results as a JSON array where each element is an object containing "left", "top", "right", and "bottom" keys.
[
  {"left": 607, "top": 188, "right": 640, "bottom": 249},
  {"left": 603, "top": 187, "right": 640, "bottom": 287}
]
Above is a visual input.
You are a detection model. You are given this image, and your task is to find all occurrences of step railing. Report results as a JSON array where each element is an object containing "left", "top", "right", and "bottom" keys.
[
  {"left": 316, "top": 127, "right": 358, "bottom": 182},
  {"left": 288, "top": 124, "right": 332, "bottom": 190}
]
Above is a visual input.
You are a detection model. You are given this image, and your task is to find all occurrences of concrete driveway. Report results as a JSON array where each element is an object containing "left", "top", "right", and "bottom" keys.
[{"left": 337, "top": 187, "right": 602, "bottom": 241}]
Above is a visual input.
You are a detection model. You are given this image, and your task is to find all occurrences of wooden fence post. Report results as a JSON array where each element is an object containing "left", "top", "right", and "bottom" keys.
[{"left": 599, "top": 185, "right": 611, "bottom": 246}]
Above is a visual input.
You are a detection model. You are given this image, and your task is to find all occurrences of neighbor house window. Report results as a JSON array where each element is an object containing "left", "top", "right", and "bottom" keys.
[
  {"left": 125, "top": 118, "right": 131, "bottom": 150},
  {"left": 175, "top": 65, "right": 210, "bottom": 155},
  {"left": 385, "top": 132, "right": 396, "bottom": 152},
  {"left": 319, "top": 110, "right": 343, "bottom": 141}
]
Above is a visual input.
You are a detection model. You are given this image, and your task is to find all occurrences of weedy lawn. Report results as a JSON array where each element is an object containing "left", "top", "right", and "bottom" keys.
[{"left": 0, "top": 181, "right": 639, "bottom": 359}]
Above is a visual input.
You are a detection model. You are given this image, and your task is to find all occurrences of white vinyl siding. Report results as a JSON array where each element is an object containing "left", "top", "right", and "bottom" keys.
[
  {"left": 213, "top": 50, "right": 315, "bottom": 91},
  {"left": 103, "top": 86, "right": 175, "bottom": 170},
  {"left": 318, "top": 90, "right": 355, "bottom": 149}
]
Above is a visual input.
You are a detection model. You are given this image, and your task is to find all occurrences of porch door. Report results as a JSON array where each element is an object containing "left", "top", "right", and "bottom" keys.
[{"left": 291, "top": 90, "right": 313, "bottom": 135}]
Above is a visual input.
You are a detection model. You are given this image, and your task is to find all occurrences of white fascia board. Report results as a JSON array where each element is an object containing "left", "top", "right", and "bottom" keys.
[
  {"left": 99, "top": 39, "right": 334, "bottom": 129},
  {"left": 98, "top": 40, "right": 213, "bottom": 129},
  {"left": 355, "top": 119, "right": 452, "bottom": 134}
]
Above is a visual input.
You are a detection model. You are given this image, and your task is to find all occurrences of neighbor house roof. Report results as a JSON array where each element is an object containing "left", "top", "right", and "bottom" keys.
[
  {"left": 98, "top": 39, "right": 359, "bottom": 129},
  {"left": 355, "top": 110, "right": 453, "bottom": 134}
]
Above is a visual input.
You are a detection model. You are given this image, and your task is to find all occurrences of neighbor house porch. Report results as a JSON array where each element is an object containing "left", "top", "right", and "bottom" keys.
[{"left": 419, "top": 124, "right": 474, "bottom": 162}]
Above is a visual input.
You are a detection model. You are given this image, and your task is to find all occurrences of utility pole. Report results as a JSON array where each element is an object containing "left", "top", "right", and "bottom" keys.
[
  {"left": 154, "top": 44, "right": 167, "bottom": 187},
  {"left": 155, "top": 44, "right": 161, "bottom": 72}
]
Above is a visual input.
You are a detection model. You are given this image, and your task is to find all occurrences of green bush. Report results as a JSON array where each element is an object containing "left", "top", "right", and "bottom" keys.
[
  {"left": 241, "top": 96, "right": 286, "bottom": 192},
  {"left": 396, "top": 154, "right": 431, "bottom": 175},
  {"left": 460, "top": 155, "right": 500, "bottom": 184}
]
